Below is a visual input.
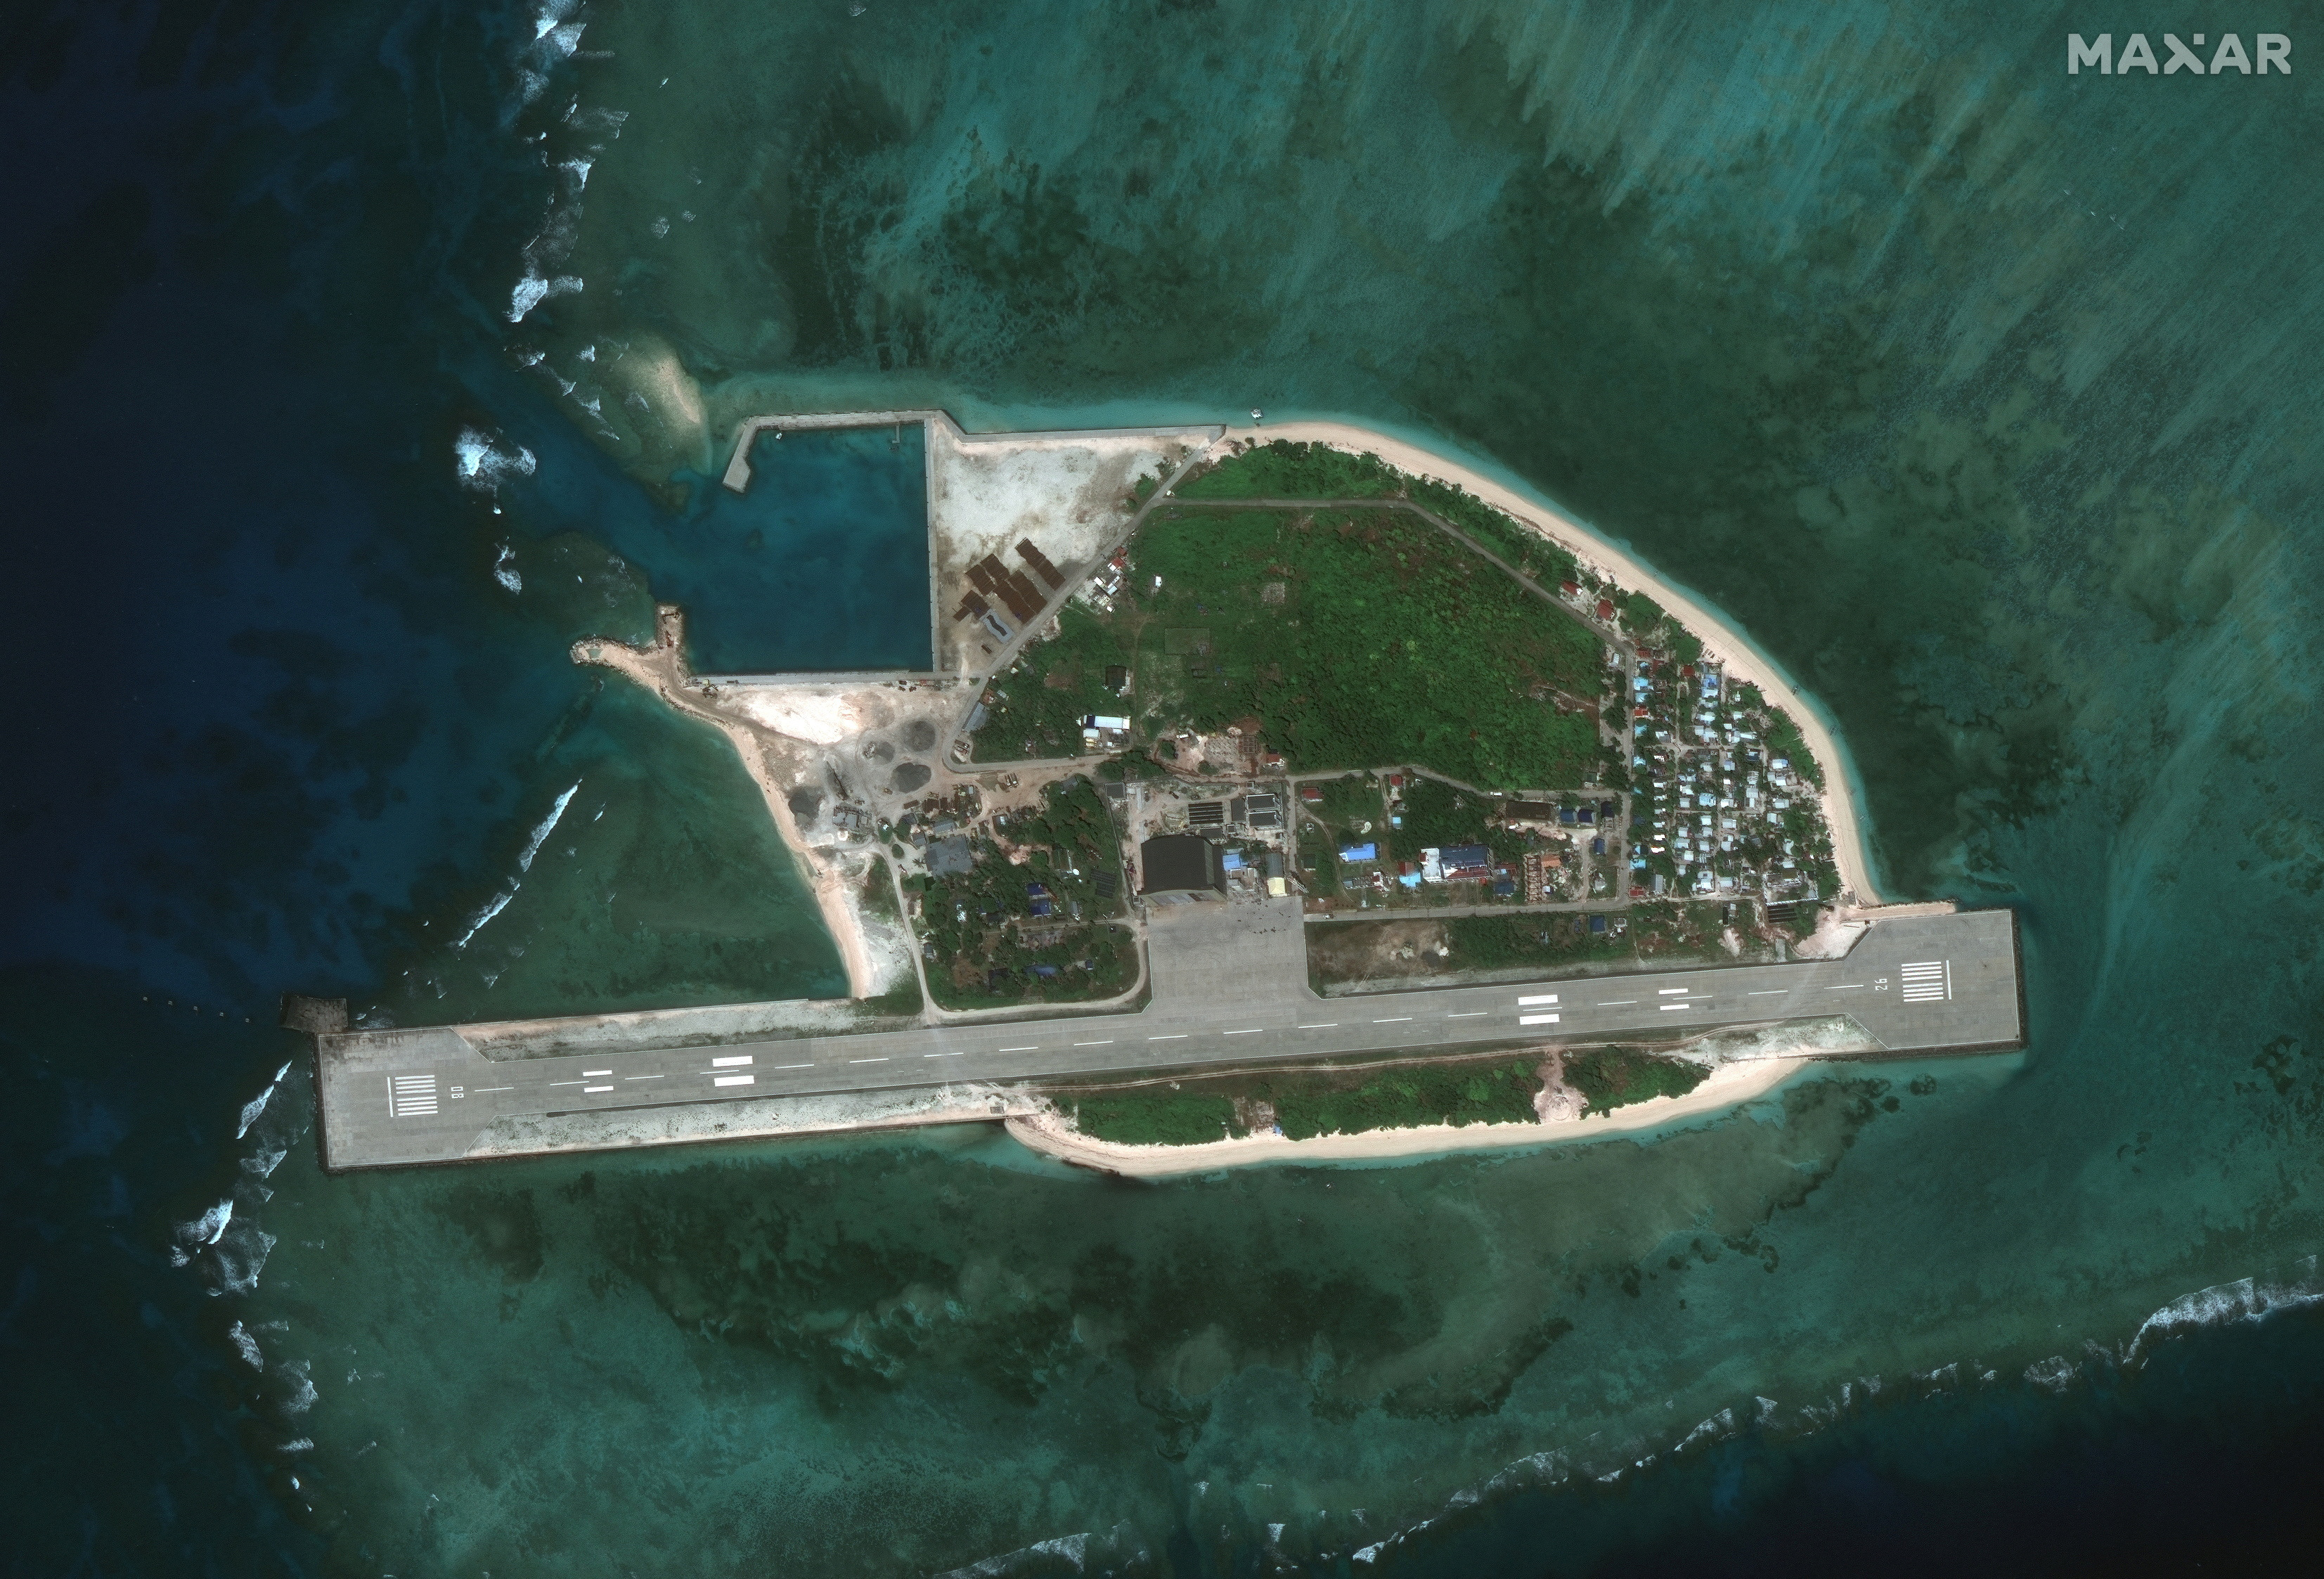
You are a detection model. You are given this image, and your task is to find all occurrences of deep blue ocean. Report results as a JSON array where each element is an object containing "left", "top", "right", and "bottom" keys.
[{"left": 7, "top": 2, "right": 2324, "bottom": 1574}]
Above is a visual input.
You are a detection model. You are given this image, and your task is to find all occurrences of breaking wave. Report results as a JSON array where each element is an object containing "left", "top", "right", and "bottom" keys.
[
  {"left": 235, "top": 1061, "right": 292, "bottom": 1140},
  {"left": 517, "top": 780, "right": 581, "bottom": 871},
  {"left": 454, "top": 427, "right": 537, "bottom": 490}
]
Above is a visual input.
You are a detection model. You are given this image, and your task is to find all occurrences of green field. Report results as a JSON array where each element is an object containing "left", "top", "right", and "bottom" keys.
[
  {"left": 1127, "top": 508, "right": 1606, "bottom": 787},
  {"left": 1177, "top": 439, "right": 1581, "bottom": 590},
  {"left": 1058, "top": 1057, "right": 1543, "bottom": 1146},
  {"left": 967, "top": 474, "right": 1612, "bottom": 787},
  {"left": 1072, "top": 1092, "right": 1237, "bottom": 1146}
]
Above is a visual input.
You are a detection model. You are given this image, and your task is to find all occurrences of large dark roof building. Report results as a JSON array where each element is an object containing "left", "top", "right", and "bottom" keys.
[{"left": 1140, "top": 834, "right": 1225, "bottom": 898}]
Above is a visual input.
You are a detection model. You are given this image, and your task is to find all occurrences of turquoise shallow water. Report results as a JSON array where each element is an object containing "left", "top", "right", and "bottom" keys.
[{"left": 11, "top": 0, "right": 2324, "bottom": 1573}]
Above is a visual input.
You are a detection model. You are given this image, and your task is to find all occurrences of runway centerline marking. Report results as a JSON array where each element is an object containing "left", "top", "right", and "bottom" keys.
[
  {"left": 1747, "top": 989, "right": 1787, "bottom": 995},
  {"left": 1374, "top": 1017, "right": 1413, "bottom": 1023},
  {"left": 1298, "top": 1023, "right": 1338, "bottom": 1029},
  {"left": 1220, "top": 1029, "right": 1265, "bottom": 1036},
  {"left": 623, "top": 1074, "right": 663, "bottom": 1081},
  {"left": 1073, "top": 1040, "right": 1114, "bottom": 1047},
  {"left": 1827, "top": 984, "right": 1862, "bottom": 991},
  {"left": 773, "top": 1062, "right": 813, "bottom": 1070},
  {"left": 548, "top": 1080, "right": 583, "bottom": 1087},
  {"left": 1447, "top": 1011, "right": 1487, "bottom": 1018},
  {"left": 998, "top": 1045, "right": 1039, "bottom": 1052},
  {"left": 1149, "top": 1034, "right": 1188, "bottom": 1041},
  {"left": 475, "top": 1085, "right": 514, "bottom": 1093},
  {"left": 925, "top": 1052, "right": 964, "bottom": 1058},
  {"left": 848, "top": 1057, "right": 889, "bottom": 1065},
  {"left": 1597, "top": 1000, "right": 1637, "bottom": 1006}
]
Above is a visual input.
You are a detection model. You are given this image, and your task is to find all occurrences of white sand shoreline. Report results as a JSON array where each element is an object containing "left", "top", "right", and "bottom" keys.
[
  {"left": 1005, "top": 1056, "right": 1810, "bottom": 1178},
  {"left": 1210, "top": 421, "right": 1884, "bottom": 905}
]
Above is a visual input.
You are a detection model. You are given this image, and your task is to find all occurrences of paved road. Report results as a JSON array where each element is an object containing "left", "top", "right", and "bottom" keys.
[{"left": 316, "top": 908, "right": 2018, "bottom": 1171}]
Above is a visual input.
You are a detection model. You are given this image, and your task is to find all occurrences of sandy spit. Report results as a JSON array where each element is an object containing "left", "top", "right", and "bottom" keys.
[
  {"left": 1212, "top": 421, "right": 1884, "bottom": 905},
  {"left": 580, "top": 633, "right": 880, "bottom": 998},
  {"left": 1004, "top": 1056, "right": 1810, "bottom": 1179}
]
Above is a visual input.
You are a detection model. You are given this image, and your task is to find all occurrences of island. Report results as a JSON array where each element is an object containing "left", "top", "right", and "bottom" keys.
[{"left": 304, "top": 411, "right": 2021, "bottom": 1175}]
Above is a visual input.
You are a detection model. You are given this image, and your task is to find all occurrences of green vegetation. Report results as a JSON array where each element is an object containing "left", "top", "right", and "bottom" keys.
[
  {"left": 1175, "top": 438, "right": 1579, "bottom": 614},
  {"left": 1258, "top": 1060, "right": 1540, "bottom": 1138},
  {"left": 1385, "top": 777, "right": 1528, "bottom": 865},
  {"left": 1561, "top": 1049, "right": 1710, "bottom": 1112},
  {"left": 973, "top": 605, "right": 1139, "bottom": 761},
  {"left": 1175, "top": 441, "right": 1400, "bottom": 501},
  {"left": 1073, "top": 1092, "right": 1235, "bottom": 1146},
  {"left": 1127, "top": 508, "right": 1605, "bottom": 787},
  {"left": 1618, "top": 589, "right": 1666, "bottom": 638},
  {"left": 1060, "top": 1058, "right": 1542, "bottom": 1145},
  {"left": 860, "top": 858, "right": 898, "bottom": 919},
  {"left": 1763, "top": 708, "right": 1826, "bottom": 788},
  {"left": 1306, "top": 913, "right": 1632, "bottom": 988},
  {"left": 1312, "top": 773, "right": 1384, "bottom": 826},
  {"left": 917, "top": 776, "right": 1137, "bottom": 1009},
  {"left": 1626, "top": 901, "right": 1729, "bottom": 959},
  {"left": 1440, "top": 913, "right": 1629, "bottom": 969}
]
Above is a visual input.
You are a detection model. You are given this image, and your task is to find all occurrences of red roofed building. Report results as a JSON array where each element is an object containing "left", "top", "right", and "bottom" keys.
[{"left": 1596, "top": 598, "right": 1615, "bottom": 621}]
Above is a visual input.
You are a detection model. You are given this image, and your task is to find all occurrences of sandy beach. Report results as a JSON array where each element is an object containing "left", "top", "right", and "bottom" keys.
[
  {"left": 576, "top": 626, "right": 882, "bottom": 999},
  {"left": 1005, "top": 1055, "right": 1811, "bottom": 1178},
  {"left": 1212, "top": 422, "right": 1885, "bottom": 905}
]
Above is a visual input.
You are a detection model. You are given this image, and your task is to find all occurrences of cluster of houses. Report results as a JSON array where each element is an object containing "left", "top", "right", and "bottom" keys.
[{"left": 1631, "top": 658, "right": 1830, "bottom": 905}]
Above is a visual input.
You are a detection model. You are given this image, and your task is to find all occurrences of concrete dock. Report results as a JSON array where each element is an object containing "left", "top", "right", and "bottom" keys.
[{"left": 314, "top": 906, "right": 2020, "bottom": 1171}]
